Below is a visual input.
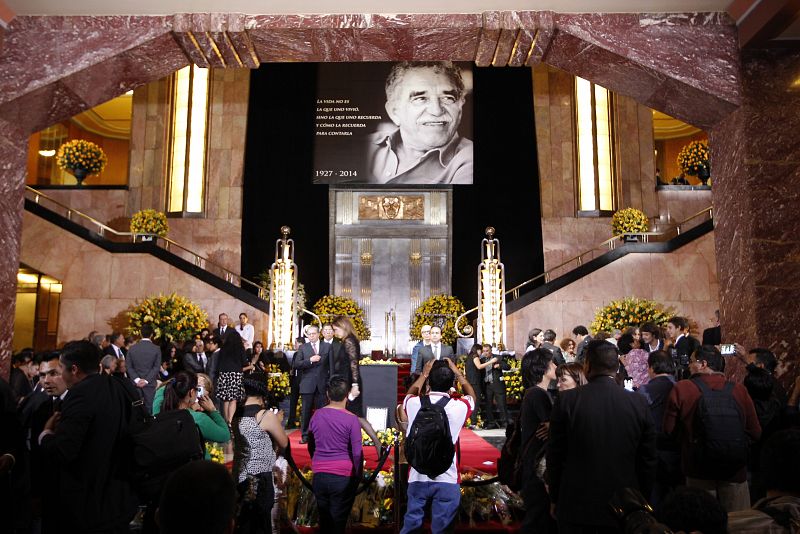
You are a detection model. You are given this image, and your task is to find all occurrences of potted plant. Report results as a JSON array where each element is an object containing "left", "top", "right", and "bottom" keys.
[
  {"left": 677, "top": 140, "right": 711, "bottom": 185},
  {"left": 611, "top": 207, "right": 649, "bottom": 242},
  {"left": 130, "top": 209, "right": 169, "bottom": 241},
  {"left": 55, "top": 139, "right": 108, "bottom": 186}
]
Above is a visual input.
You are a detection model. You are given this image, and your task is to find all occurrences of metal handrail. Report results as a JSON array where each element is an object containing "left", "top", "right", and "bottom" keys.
[
  {"left": 506, "top": 206, "right": 713, "bottom": 301},
  {"left": 25, "top": 186, "right": 266, "bottom": 294}
]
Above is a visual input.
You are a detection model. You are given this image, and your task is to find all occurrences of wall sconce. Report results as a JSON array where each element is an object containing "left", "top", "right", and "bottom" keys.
[
  {"left": 477, "top": 226, "right": 507, "bottom": 348},
  {"left": 267, "top": 226, "right": 298, "bottom": 350}
]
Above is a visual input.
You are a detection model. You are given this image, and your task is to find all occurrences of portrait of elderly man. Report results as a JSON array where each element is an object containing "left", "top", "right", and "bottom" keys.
[{"left": 364, "top": 61, "right": 473, "bottom": 185}]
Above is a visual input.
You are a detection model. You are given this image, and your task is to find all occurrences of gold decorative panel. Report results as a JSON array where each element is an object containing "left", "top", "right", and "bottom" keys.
[{"left": 358, "top": 195, "right": 424, "bottom": 220}]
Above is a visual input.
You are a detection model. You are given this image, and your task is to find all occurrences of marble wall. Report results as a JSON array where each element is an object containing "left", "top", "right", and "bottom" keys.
[
  {"left": 507, "top": 231, "right": 719, "bottom": 353},
  {"left": 710, "top": 48, "right": 800, "bottom": 382},
  {"left": 20, "top": 210, "right": 267, "bottom": 345}
]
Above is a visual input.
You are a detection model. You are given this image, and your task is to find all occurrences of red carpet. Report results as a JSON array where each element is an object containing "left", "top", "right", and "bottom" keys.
[{"left": 286, "top": 428, "right": 500, "bottom": 475}]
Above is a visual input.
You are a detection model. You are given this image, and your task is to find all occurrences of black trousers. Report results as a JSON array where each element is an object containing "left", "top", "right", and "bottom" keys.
[
  {"left": 484, "top": 380, "right": 508, "bottom": 425},
  {"left": 300, "top": 391, "right": 325, "bottom": 438},
  {"left": 287, "top": 373, "right": 300, "bottom": 427},
  {"left": 313, "top": 473, "right": 358, "bottom": 534}
]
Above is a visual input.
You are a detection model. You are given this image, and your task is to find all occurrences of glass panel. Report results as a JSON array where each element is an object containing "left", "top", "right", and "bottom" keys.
[
  {"left": 169, "top": 66, "right": 191, "bottom": 212},
  {"left": 575, "top": 77, "right": 596, "bottom": 211},
  {"left": 186, "top": 66, "right": 209, "bottom": 213},
  {"left": 594, "top": 84, "right": 613, "bottom": 211}
]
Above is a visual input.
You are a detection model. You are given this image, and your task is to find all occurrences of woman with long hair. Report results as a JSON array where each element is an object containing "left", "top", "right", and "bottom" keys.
[
  {"left": 331, "top": 316, "right": 363, "bottom": 417},
  {"left": 618, "top": 333, "right": 650, "bottom": 388},
  {"left": 526, "top": 328, "right": 544, "bottom": 352},
  {"left": 158, "top": 371, "right": 231, "bottom": 451},
  {"left": 559, "top": 338, "right": 577, "bottom": 363},
  {"left": 555, "top": 362, "right": 588, "bottom": 392},
  {"left": 216, "top": 330, "right": 250, "bottom": 423},
  {"left": 232, "top": 373, "right": 288, "bottom": 534},
  {"left": 518, "top": 348, "right": 557, "bottom": 534}
]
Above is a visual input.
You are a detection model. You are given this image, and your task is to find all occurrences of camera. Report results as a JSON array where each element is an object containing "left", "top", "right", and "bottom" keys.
[
  {"left": 624, "top": 378, "right": 634, "bottom": 391},
  {"left": 196, "top": 385, "right": 205, "bottom": 398},
  {"left": 720, "top": 344, "right": 735, "bottom": 355}
]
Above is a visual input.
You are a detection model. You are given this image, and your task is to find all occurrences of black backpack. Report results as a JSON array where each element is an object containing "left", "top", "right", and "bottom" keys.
[
  {"left": 112, "top": 376, "right": 205, "bottom": 500},
  {"left": 405, "top": 395, "right": 455, "bottom": 478},
  {"left": 690, "top": 378, "right": 749, "bottom": 478}
]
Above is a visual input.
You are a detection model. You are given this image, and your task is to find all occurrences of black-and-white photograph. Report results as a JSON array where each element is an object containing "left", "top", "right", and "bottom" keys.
[{"left": 313, "top": 61, "right": 474, "bottom": 186}]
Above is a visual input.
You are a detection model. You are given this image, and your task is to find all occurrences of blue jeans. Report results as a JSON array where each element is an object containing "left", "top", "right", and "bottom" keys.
[
  {"left": 401, "top": 482, "right": 461, "bottom": 534},
  {"left": 312, "top": 472, "right": 358, "bottom": 534}
]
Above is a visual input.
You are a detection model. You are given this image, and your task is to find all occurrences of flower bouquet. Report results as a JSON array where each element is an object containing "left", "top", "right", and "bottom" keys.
[
  {"left": 590, "top": 297, "right": 675, "bottom": 334},
  {"left": 611, "top": 207, "right": 649, "bottom": 238},
  {"left": 56, "top": 139, "right": 108, "bottom": 185},
  {"left": 130, "top": 209, "right": 169, "bottom": 239},
  {"left": 677, "top": 140, "right": 711, "bottom": 184},
  {"left": 410, "top": 295, "right": 468, "bottom": 346},
  {"left": 127, "top": 293, "right": 208, "bottom": 342},
  {"left": 311, "top": 295, "right": 371, "bottom": 340}
]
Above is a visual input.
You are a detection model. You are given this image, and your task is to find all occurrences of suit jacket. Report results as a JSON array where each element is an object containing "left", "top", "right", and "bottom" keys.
[
  {"left": 40, "top": 373, "right": 137, "bottom": 532},
  {"left": 323, "top": 339, "right": 340, "bottom": 380},
  {"left": 126, "top": 339, "right": 162, "bottom": 411},
  {"left": 547, "top": 375, "right": 657, "bottom": 528},
  {"left": 213, "top": 325, "right": 233, "bottom": 341},
  {"left": 293, "top": 341, "right": 331, "bottom": 395},
  {"left": 574, "top": 335, "right": 593, "bottom": 364},
  {"left": 702, "top": 326, "right": 721, "bottom": 346},
  {"left": 415, "top": 343, "right": 455, "bottom": 374},
  {"left": 485, "top": 357, "right": 511, "bottom": 388},
  {"left": 207, "top": 349, "right": 221, "bottom": 386},
  {"left": 542, "top": 342, "right": 566, "bottom": 365},
  {"left": 103, "top": 345, "right": 126, "bottom": 359},
  {"left": 183, "top": 351, "right": 208, "bottom": 374}
]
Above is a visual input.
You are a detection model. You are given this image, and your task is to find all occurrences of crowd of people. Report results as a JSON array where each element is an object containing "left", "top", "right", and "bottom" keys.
[{"left": 2, "top": 311, "right": 800, "bottom": 534}]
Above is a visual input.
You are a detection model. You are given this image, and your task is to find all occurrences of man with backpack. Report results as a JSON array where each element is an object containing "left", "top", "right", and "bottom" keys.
[
  {"left": 663, "top": 345, "right": 761, "bottom": 512},
  {"left": 401, "top": 358, "right": 476, "bottom": 534}
]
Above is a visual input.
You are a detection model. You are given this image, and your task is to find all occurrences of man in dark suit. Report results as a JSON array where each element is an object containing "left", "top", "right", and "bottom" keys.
[
  {"left": 213, "top": 312, "right": 232, "bottom": 341},
  {"left": 321, "top": 323, "right": 340, "bottom": 377},
  {"left": 482, "top": 345, "right": 511, "bottom": 429},
  {"left": 28, "top": 351, "right": 68, "bottom": 534},
  {"left": 183, "top": 338, "right": 208, "bottom": 375},
  {"left": 126, "top": 324, "right": 162, "bottom": 413},
  {"left": 547, "top": 340, "right": 657, "bottom": 532},
  {"left": 292, "top": 325, "right": 331, "bottom": 444},
  {"left": 572, "top": 325, "right": 592, "bottom": 364},
  {"left": 542, "top": 329, "right": 566, "bottom": 365},
  {"left": 39, "top": 340, "right": 137, "bottom": 533},
  {"left": 666, "top": 316, "right": 700, "bottom": 378},
  {"left": 103, "top": 332, "right": 127, "bottom": 359},
  {"left": 414, "top": 326, "right": 455, "bottom": 374},
  {"left": 702, "top": 310, "right": 721, "bottom": 346}
]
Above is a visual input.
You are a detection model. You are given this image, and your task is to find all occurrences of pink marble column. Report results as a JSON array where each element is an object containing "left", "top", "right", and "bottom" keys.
[
  {"left": 711, "top": 48, "right": 800, "bottom": 385},
  {"left": 0, "top": 118, "right": 26, "bottom": 381}
]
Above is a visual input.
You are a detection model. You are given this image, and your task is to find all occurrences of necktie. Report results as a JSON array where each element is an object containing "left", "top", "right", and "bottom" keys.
[
  {"left": 434, "top": 345, "right": 440, "bottom": 359},
  {"left": 221, "top": 327, "right": 225, "bottom": 335},
  {"left": 53, "top": 397, "right": 62, "bottom": 412},
  {"left": 312, "top": 342, "right": 318, "bottom": 355}
]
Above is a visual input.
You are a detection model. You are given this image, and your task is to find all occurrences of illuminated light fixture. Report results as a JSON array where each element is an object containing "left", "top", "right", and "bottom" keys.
[
  {"left": 125, "top": 90, "right": 134, "bottom": 96},
  {"left": 17, "top": 272, "right": 39, "bottom": 284},
  {"left": 267, "top": 226, "right": 299, "bottom": 350},
  {"left": 38, "top": 149, "right": 56, "bottom": 157},
  {"left": 168, "top": 65, "right": 209, "bottom": 215},
  {"left": 477, "top": 227, "right": 507, "bottom": 348}
]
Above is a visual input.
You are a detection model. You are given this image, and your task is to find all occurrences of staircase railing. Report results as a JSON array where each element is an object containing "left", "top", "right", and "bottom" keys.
[
  {"left": 25, "top": 186, "right": 267, "bottom": 299},
  {"left": 506, "top": 206, "right": 713, "bottom": 301}
]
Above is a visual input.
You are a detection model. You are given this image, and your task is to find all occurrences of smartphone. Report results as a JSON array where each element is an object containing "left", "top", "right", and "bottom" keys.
[
  {"left": 196, "top": 385, "right": 205, "bottom": 398},
  {"left": 623, "top": 378, "right": 634, "bottom": 391},
  {"left": 720, "top": 344, "right": 735, "bottom": 355}
]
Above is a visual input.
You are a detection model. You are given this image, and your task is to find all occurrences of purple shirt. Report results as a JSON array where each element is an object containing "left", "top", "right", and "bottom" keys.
[{"left": 309, "top": 407, "right": 363, "bottom": 477}]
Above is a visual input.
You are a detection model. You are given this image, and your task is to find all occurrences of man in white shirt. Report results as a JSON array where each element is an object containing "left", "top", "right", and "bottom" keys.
[
  {"left": 402, "top": 358, "right": 475, "bottom": 534},
  {"left": 236, "top": 312, "right": 255, "bottom": 352}
]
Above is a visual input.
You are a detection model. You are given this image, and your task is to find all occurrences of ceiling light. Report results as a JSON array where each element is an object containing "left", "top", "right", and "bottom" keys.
[{"left": 38, "top": 149, "right": 56, "bottom": 157}]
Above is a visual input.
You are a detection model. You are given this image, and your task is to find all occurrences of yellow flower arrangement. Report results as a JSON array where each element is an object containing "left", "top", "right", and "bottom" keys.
[
  {"left": 361, "top": 428, "right": 403, "bottom": 447},
  {"left": 410, "top": 295, "right": 468, "bottom": 346},
  {"left": 56, "top": 139, "right": 108, "bottom": 175},
  {"left": 127, "top": 293, "right": 208, "bottom": 342},
  {"left": 311, "top": 295, "right": 371, "bottom": 340},
  {"left": 677, "top": 140, "right": 710, "bottom": 176},
  {"left": 130, "top": 209, "right": 169, "bottom": 237},
  {"left": 503, "top": 358, "right": 524, "bottom": 402},
  {"left": 206, "top": 442, "right": 225, "bottom": 464},
  {"left": 265, "top": 364, "right": 291, "bottom": 403},
  {"left": 611, "top": 207, "right": 649, "bottom": 236},
  {"left": 590, "top": 296, "right": 675, "bottom": 334}
]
